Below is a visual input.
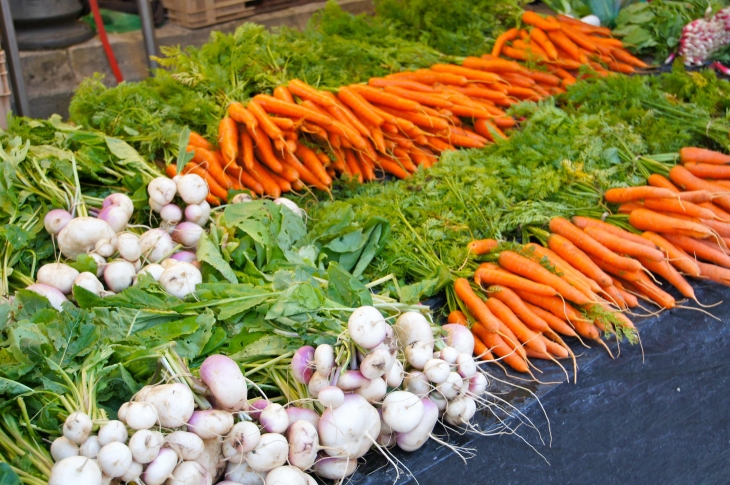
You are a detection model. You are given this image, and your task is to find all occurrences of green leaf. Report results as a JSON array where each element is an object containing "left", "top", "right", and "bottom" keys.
[
  {"left": 0, "top": 377, "right": 33, "bottom": 398},
  {"left": 399, "top": 265, "right": 452, "bottom": 304},
  {"left": 197, "top": 231, "right": 238, "bottom": 283},
  {"left": 105, "top": 136, "right": 145, "bottom": 165},
  {"left": 69, "top": 253, "right": 98, "bottom": 274},
  {"left": 137, "top": 315, "right": 199, "bottom": 341},
  {"left": 176, "top": 126, "right": 193, "bottom": 175},
  {"left": 326, "top": 262, "right": 372, "bottom": 307},
  {"left": 175, "top": 310, "right": 216, "bottom": 358},
  {"left": 266, "top": 283, "right": 323, "bottom": 319},
  {"left": 1, "top": 224, "right": 29, "bottom": 249},
  {"left": 228, "top": 334, "right": 292, "bottom": 359},
  {"left": 0, "top": 463, "right": 21, "bottom": 485}
]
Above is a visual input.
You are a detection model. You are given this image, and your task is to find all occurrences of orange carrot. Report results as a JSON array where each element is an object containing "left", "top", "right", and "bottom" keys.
[
  {"left": 287, "top": 79, "right": 335, "bottom": 107},
  {"left": 647, "top": 173, "right": 679, "bottom": 191},
  {"left": 697, "top": 261, "right": 730, "bottom": 286},
  {"left": 247, "top": 158, "right": 281, "bottom": 198},
  {"left": 669, "top": 165, "right": 730, "bottom": 212},
  {"left": 471, "top": 333, "right": 496, "bottom": 361},
  {"left": 523, "top": 302, "right": 578, "bottom": 338},
  {"left": 680, "top": 147, "right": 730, "bottom": 165},
  {"left": 522, "top": 11, "right": 561, "bottom": 31},
  {"left": 463, "top": 56, "right": 525, "bottom": 73},
  {"left": 492, "top": 28, "right": 521, "bottom": 57},
  {"left": 523, "top": 242, "right": 602, "bottom": 294},
  {"left": 633, "top": 271, "right": 676, "bottom": 309},
  {"left": 609, "top": 48, "right": 648, "bottom": 68},
  {"left": 546, "top": 29, "right": 583, "bottom": 62},
  {"left": 602, "top": 284, "right": 628, "bottom": 310},
  {"left": 546, "top": 233, "right": 613, "bottom": 287},
  {"left": 530, "top": 28, "right": 559, "bottom": 60},
  {"left": 487, "top": 285, "right": 550, "bottom": 333},
  {"left": 342, "top": 149, "right": 363, "bottom": 183},
  {"left": 448, "top": 310, "right": 469, "bottom": 325},
  {"left": 187, "top": 146, "right": 234, "bottom": 190},
  {"left": 641, "top": 231, "right": 701, "bottom": 276},
  {"left": 549, "top": 217, "right": 643, "bottom": 272},
  {"left": 642, "top": 197, "right": 718, "bottom": 220},
  {"left": 247, "top": 100, "right": 283, "bottom": 143},
  {"left": 295, "top": 145, "right": 332, "bottom": 186},
  {"left": 368, "top": 77, "right": 436, "bottom": 92},
  {"left": 683, "top": 162, "right": 730, "bottom": 179},
  {"left": 282, "top": 152, "right": 329, "bottom": 190},
  {"left": 337, "top": 87, "right": 385, "bottom": 127},
  {"left": 498, "top": 251, "right": 591, "bottom": 305},
  {"left": 662, "top": 233, "right": 730, "bottom": 268},
  {"left": 604, "top": 186, "right": 678, "bottom": 203},
  {"left": 629, "top": 208, "right": 714, "bottom": 239},
  {"left": 514, "top": 290, "right": 600, "bottom": 340},
  {"left": 188, "top": 131, "right": 212, "bottom": 150},
  {"left": 382, "top": 86, "right": 453, "bottom": 109},
  {"left": 639, "top": 257, "right": 695, "bottom": 300},
  {"left": 473, "top": 119, "right": 508, "bottom": 141},
  {"left": 228, "top": 102, "right": 258, "bottom": 133},
  {"left": 218, "top": 117, "right": 239, "bottom": 166},
  {"left": 467, "top": 239, "right": 499, "bottom": 255},
  {"left": 582, "top": 226, "right": 666, "bottom": 262},
  {"left": 475, "top": 267, "right": 558, "bottom": 296},
  {"left": 252, "top": 95, "right": 334, "bottom": 127},
  {"left": 171, "top": 162, "right": 228, "bottom": 202},
  {"left": 486, "top": 298, "right": 547, "bottom": 354},
  {"left": 375, "top": 156, "right": 410, "bottom": 179},
  {"left": 454, "top": 278, "right": 500, "bottom": 334},
  {"left": 253, "top": 153, "right": 291, "bottom": 193},
  {"left": 526, "top": 70, "right": 561, "bottom": 86},
  {"left": 239, "top": 129, "right": 255, "bottom": 171},
  {"left": 472, "top": 323, "right": 528, "bottom": 372},
  {"left": 273, "top": 85, "right": 295, "bottom": 103},
  {"left": 349, "top": 85, "right": 422, "bottom": 111},
  {"left": 269, "top": 117, "right": 295, "bottom": 131},
  {"left": 570, "top": 216, "right": 656, "bottom": 248},
  {"left": 248, "top": 126, "right": 284, "bottom": 173},
  {"left": 386, "top": 70, "right": 468, "bottom": 86},
  {"left": 429, "top": 64, "right": 501, "bottom": 83}
]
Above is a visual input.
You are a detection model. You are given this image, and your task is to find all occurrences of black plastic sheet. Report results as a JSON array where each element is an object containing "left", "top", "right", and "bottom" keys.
[{"left": 350, "top": 280, "right": 730, "bottom": 484}]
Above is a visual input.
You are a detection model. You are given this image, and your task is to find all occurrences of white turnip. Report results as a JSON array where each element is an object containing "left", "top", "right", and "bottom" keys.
[
  {"left": 176, "top": 174, "right": 208, "bottom": 205},
  {"left": 170, "top": 251, "right": 198, "bottom": 266},
  {"left": 244, "top": 433, "right": 288, "bottom": 472},
  {"left": 138, "top": 263, "right": 164, "bottom": 281},
  {"left": 44, "top": 209, "right": 73, "bottom": 236},
  {"left": 317, "top": 386, "right": 344, "bottom": 409},
  {"left": 94, "top": 238, "right": 115, "bottom": 258},
  {"left": 396, "top": 398, "right": 439, "bottom": 452},
  {"left": 403, "top": 371, "right": 431, "bottom": 397},
  {"left": 336, "top": 370, "right": 369, "bottom": 391},
  {"left": 199, "top": 354, "right": 248, "bottom": 412},
  {"left": 194, "top": 438, "right": 225, "bottom": 482},
  {"left": 266, "top": 466, "right": 308, "bottom": 485},
  {"left": 291, "top": 346, "right": 314, "bottom": 385},
  {"left": 248, "top": 400, "right": 269, "bottom": 421},
  {"left": 468, "top": 373, "right": 488, "bottom": 396},
  {"left": 188, "top": 201, "right": 211, "bottom": 227},
  {"left": 142, "top": 447, "right": 178, "bottom": 485},
  {"left": 355, "top": 377, "right": 387, "bottom": 404},
  {"left": 313, "top": 344, "right": 334, "bottom": 376},
  {"left": 347, "top": 306, "right": 386, "bottom": 349},
  {"left": 169, "top": 461, "right": 212, "bottom": 485},
  {"left": 429, "top": 392, "right": 447, "bottom": 412},
  {"left": 224, "top": 461, "right": 263, "bottom": 485},
  {"left": 149, "top": 197, "right": 165, "bottom": 213},
  {"left": 172, "top": 222, "right": 203, "bottom": 248},
  {"left": 227, "top": 421, "right": 260, "bottom": 454},
  {"left": 142, "top": 382, "right": 195, "bottom": 428},
  {"left": 445, "top": 396, "right": 476, "bottom": 427},
  {"left": 359, "top": 348, "right": 390, "bottom": 379},
  {"left": 161, "top": 258, "right": 179, "bottom": 269},
  {"left": 139, "top": 229, "right": 175, "bottom": 263},
  {"left": 287, "top": 420, "right": 319, "bottom": 471},
  {"left": 442, "top": 324, "right": 475, "bottom": 355},
  {"left": 285, "top": 407, "right": 320, "bottom": 430},
  {"left": 97, "top": 442, "right": 132, "bottom": 477},
  {"left": 166, "top": 430, "right": 205, "bottom": 461},
  {"left": 103, "top": 261, "right": 135, "bottom": 293},
  {"left": 423, "top": 359, "right": 450, "bottom": 384},
  {"left": 89, "top": 254, "right": 106, "bottom": 278},
  {"left": 456, "top": 353, "right": 477, "bottom": 379},
  {"left": 117, "top": 403, "right": 129, "bottom": 423},
  {"left": 394, "top": 312, "right": 432, "bottom": 347},
  {"left": 128, "top": 429, "right": 164, "bottom": 463},
  {"left": 97, "top": 205, "right": 130, "bottom": 233},
  {"left": 98, "top": 420, "right": 127, "bottom": 446},
  {"left": 382, "top": 391, "right": 424, "bottom": 434},
  {"left": 405, "top": 340, "right": 433, "bottom": 370},
  {"left": 385, "top": 360, "right": 404, "bottom": 388},
  {"left": 318, "top": 393, "right": 380, "bottom": 459},
  {"left": 436, "top": 372, "right": 464, "bottom": 400},
  {"left": 120, "top": 461, "right": 143, "bottom": 482},
  {"left": 187, "top": 410, "right": 235, "bottom": 439},
  {"left": 159, "top": 261, "right": 202, "bottom": 299},
  {"left": 307, "top": 371, "right": 329, "bottom": 398},
  {"left": 377, "top": 431, "right": 396, "bottom": 448},
  {"left": 49, "top": 455, "right": 102, "bottom": 485},
  {"left": 125, "top": 401, "right": 158, "bottom": 430},
  {"left": 58, "top": 217, "right": 116, "bottom": 260},
  {"left": 116, "top": 233, "right": 141, "bottom": 262},
  {"left": 312, "top": 456, "right": 357, "bottom": 480},
  {"left": 26, "top": 284, "right": 68, "bottom": 311},
  {"left": 273, "top": 198, "right": 303, "bottom": 218},
  {"left": 148, "top": 177, "right": 177, "bottom": 206},
  {"left": 259, "top": 404, "right": 289, "bottom": 434},
  {"left": 73, "top": 272, "right": 104, "bottom": 298},
  {"left": 79, "top": 436, "right": 101, "bottom": 459},
  {"left": 37, "top": 263, "right": 79, "bottom": 295},
  {"left": 102, "top": 193, "right": 134, "bottom": 217},
  {"left": 51, "top": 436, "right": 79, "bottom": 461},
  {"left": 439, "top": 346, "right": 459, "bottom": 365},
  {"left": 231, "top": 193, "right": 252, "bottom": 204},
  {"left": 63, "top": 412, "right": 93, "bottom": 444}
]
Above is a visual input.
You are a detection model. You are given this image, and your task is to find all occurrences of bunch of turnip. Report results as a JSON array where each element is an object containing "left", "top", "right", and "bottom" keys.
[
  {"left": 290, "top": 307, "right": 490, "bottom": 477},
  {"left": 28, "top": 174, "right": 213, "bottom": 307}
]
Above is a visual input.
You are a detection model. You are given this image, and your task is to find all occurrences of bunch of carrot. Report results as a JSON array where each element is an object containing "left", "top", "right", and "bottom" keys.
[
  {"left": 454, "top": 220, "right": 645, "bottom": 375},
  {"left": 166, "top": 57, "right": 576, "bottom": 201},
  {"left": 492, "top": 12, "right": 648, "bottom": 81},
  {"left": 612, "top": 147, "right": 730, "bottom": 292}
]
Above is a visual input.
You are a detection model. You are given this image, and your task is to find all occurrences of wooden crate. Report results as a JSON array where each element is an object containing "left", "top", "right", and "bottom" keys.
[
  {"left": 253, "top": 0, "right": 318, "bottom": 15},
  {"left": 162, "top": 0, "right": 257, "bottom": 28}
]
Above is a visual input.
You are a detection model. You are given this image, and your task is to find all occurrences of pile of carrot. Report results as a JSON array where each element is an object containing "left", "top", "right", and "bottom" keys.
[
  {"left": 166, "top": 58, "right": 576, "bottom": 202},
  {"left": 492, "top": 12, "right": 648, "bottom": 80}
]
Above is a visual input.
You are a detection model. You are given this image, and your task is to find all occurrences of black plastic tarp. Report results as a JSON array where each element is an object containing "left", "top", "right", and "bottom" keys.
[{"left": 350, "top": 280, "right": 730, "bottom": 484}]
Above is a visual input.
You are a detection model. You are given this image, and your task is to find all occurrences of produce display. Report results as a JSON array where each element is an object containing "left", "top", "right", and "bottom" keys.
[{"left": 3, "top": 1, "right": 730, "bottom": 484}]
